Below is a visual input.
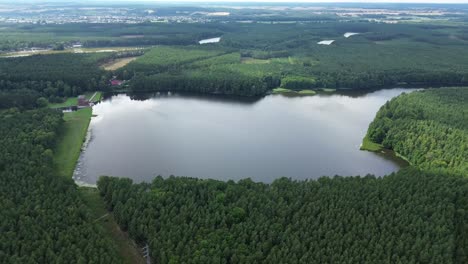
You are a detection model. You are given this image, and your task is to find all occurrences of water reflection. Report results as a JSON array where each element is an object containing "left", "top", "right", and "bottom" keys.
[
  {"left": 125, "top": 91, "right": 263, "bottom": 104},
  {"left": 74, "top": 88, "right": 416, "bottom": 184}
]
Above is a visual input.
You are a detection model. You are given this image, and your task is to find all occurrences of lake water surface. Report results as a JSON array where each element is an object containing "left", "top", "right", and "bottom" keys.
[{"left": 74, "top": 88, "right": 415, "bottom": 184}]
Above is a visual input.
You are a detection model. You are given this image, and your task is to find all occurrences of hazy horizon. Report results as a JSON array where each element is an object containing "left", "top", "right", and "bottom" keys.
[
  {"left": 4, "top": 0, "right": 468, "bottom": 4},
  {"left": 67, "top": 0, "right": 468, "bottom": 3}
]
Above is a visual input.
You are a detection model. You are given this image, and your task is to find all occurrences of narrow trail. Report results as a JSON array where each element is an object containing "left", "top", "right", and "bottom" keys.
[
  {"left": 88, "top": 91, "right": 98, "bottom": 102},
  {"left": 94, "top": 213, "right": 109, "bottom": 223}
]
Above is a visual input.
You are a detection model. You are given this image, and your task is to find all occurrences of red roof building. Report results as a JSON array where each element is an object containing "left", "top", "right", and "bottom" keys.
[{"left": 110, "top": 79, "right": 124, "bottom": 86}]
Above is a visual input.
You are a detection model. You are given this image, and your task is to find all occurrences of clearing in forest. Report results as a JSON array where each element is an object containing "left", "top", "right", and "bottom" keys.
[
  {"left": 240, "top": 57, "right": 271, "bottom": 64},
  {"left": 102, "top": 57, "right": 139, "bottom": 71},
  {"left": 53, "top": 108, "right": 93, "bottom": 178}
]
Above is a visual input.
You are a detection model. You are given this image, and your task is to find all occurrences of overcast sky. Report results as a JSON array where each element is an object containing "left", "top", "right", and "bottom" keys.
[
  {"left": 135, "top": 0, "right": 468, "bottom": 3},
  {"left": 9, "top": 0, "right": 468, "bottom": 4},
  {"left": 9, "top": 0, "right": 467, "bottom": 4}
]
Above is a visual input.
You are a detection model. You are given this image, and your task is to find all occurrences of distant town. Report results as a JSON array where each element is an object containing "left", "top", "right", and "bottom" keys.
[{"left": 0, "top": 2, "right": 466, "bottom": 25}]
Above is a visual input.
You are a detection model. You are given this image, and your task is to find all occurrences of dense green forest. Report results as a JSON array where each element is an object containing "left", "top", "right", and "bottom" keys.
[
  {"left": 98, "top": 168, "right": 468, "bottom": 264},
  {"left": 0, "top": 53, "right": 109, "bottom": 89},
  {"left": 366, "top": 88, "right": 468, "bottom": 175},
  {"left": 123, "top": 41, "right": 468, "bottom": 96},
  {"left": 0, "top": 23, "right": 227, "bottom": 51},
  {"left": 113, "top": 22, "right": 468, "bottom": 95},
  {"left": 0, "top": 53, "right": 113, "bottom": 108},
  {"left": 0, "top": 109, "right": 120, "bottom": 263},
  {"left": 2, "top": 21, "right": 468, "bottom": 96}
]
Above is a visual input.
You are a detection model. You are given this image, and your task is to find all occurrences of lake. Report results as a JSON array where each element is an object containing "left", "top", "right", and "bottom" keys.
[{"left": 73, "top": 88, "right": 415, "bottom": 185}]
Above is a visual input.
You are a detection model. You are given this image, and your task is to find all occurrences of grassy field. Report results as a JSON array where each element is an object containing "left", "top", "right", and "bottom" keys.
[
  {"left": 272, "top": 88, "right": 316, "bottom": 96},
  {"left": 80, "top": 187, "right": 145, "bottom": 264},
  {"left": 320, "top": 88, "right": 337, "bottom": 93},
  {"left": 102, "top": 57, "right": 139, "bottom": 71},
  {"left": 272, "top": 88, "right": 293, "bottom": 94},
  {"left": 48, "top": 91, "right": 102, "bottom": 108},
  {"left": 360, "top": 135, "right": 384, "bottom": 152},
  {"left": 298, "top": 90, "right": 317, "bottom": 95},
  {"left": 53, "top": 108, "right": 92, "bottom": 178},
  {"left": 240, "top": 57, "right": 271, "bottom": 64},
  {"left": 86, "top": 91, "right": 102, "bottom": 102},
  {"left": 53, "top": 106, "right": 144, "bottom": 263},
  {"left": 49, "top": 97, "right": 78, "bottom": 108}
]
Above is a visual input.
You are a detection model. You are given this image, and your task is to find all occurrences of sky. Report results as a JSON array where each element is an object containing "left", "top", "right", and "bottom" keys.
[
  {"left": 9, "top": 0, "right": 468, "bottom": 3},
  {"left": 105, "top": 0, "right": 468, "bottom": 3},
  {"left": 9, "top": 0, "right": 468, "bottom": 4},
  {"left": 132, "top": 0, "right": 468, "bottom": 2}
]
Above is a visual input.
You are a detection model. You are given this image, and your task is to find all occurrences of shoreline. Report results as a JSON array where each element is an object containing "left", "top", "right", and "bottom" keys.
[
  {"left": 53, "top": 107, "right": 93, "bottom": 178},
  {"left": 55, "top": 106, "right": 145, "bottom": 263},
  {"left": 360, "top": 134, "right": 412, "bottom": 167},
  {"left": 112, "top": 85, "right": 467, "bottom": 100}
]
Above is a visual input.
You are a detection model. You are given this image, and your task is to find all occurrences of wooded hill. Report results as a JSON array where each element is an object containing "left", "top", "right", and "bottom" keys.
[{"left": 366, "top": 87, "right": 468, "bottom": 175}]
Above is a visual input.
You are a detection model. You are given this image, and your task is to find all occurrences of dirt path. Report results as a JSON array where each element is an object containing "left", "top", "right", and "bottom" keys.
[
  {"left": 80, "top": 187, "right": 145, "bottom": 264},
  {"left": 94, "top": 213, "right": 109, "bottom": 222},
  {"left": 88, "top": 91, "right": 98, "bottom": 102},
  {"left": 102, "top": 57, "right": 138, "bottom": 71}
]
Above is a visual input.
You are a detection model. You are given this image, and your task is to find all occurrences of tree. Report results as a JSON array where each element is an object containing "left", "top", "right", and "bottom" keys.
[{"left": 36, "top": 97, "right": 48, "bottom": 108}]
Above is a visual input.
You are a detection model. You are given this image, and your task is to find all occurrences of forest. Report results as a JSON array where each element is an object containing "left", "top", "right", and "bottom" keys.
[
  {"left": 98, "top": 168, "right": 468, "bottom": 264},
  {"left": 0, "top": 109, "right": 120, "bottom": 263},
  {"left": 0, "top": 53, "right": 114, "bottom": 108},
  {"left": 0, "top": 23, "right": 227, "bottom": 51},
  {"left": 114, "top": 22, "right": 468, "bottom": 95},
  {"left": 2, "top": 21, "right": 468, "bottom": 97},
  {"left": 0, "top": 53, "right": 110, "bottom": 89},
  {"left": 365, "top": 87, "right": 468, "bottom": 175}
]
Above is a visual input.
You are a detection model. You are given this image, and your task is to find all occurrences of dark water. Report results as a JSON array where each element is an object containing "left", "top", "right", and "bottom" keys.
[{"left": 73, "top": 89, "right": 415, "bottom": 185}]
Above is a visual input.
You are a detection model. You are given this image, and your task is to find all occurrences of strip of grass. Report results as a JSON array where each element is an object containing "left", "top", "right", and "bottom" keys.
[
  {"left": 80, "top": 187, "right": 145, "bottom": 264},
  {"left": 360, "top": 135, "right": 413, "bottom": 167},
  {"left": 102, "top": 57, "right": 139, "bottom": 70},
  {"left": 93, "top": 92, "right": 103, "bottom": 102},
  {"left": 272, "top": 88, "right": 316, "bottom": 96},
  {"left": 240, "top": 57, "right": 270, "bottom": 64},
  {"left": 86, "top": 91, "right": 102, "bottom": 102},
  {"left": 53, "top": 108, "right": 92, "bottom": 178},
  {"left": 49, "top": 97, "right": 78, "bottom": 108},
  {"left": 298, "top": 90, "right": 317, "bottom": 95},
  {"left": 272, "top": 87, "right": 293, "bottom": 94},
  {"left": 54, "top": 107, "right": 144, "bottom": 263},
  {"left": 320, "top": 88, "right": 337, "bottom": 93},
  {"left": 360, "top": 134, "right": 384, "bottom": 152}
]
